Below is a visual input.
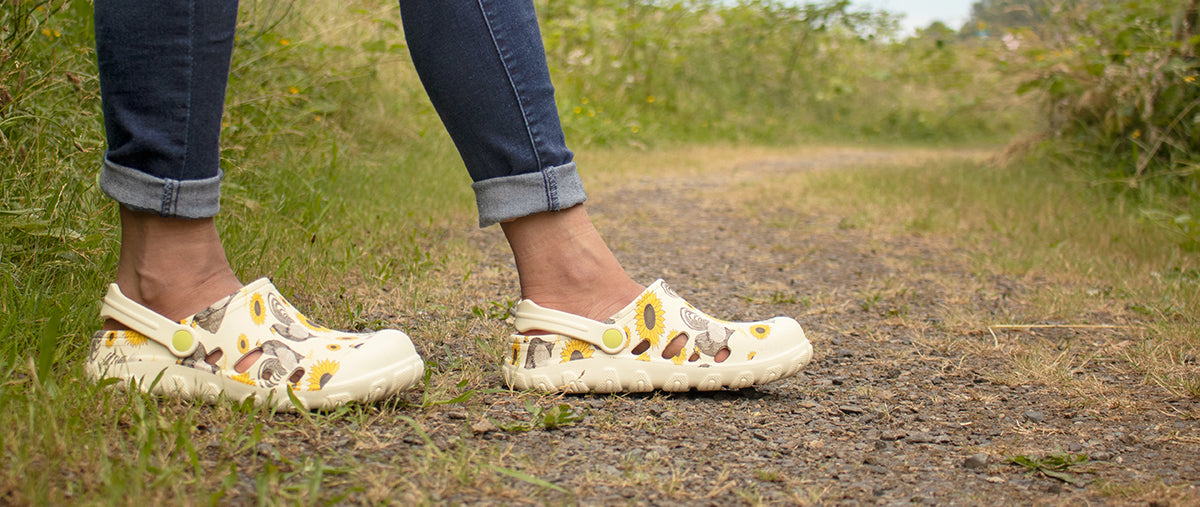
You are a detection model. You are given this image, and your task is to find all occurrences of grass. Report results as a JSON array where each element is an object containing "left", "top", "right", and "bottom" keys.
[
  {"left": 3, "top": 0, "right": 1199, "bottom": 503},
  {"left": 739, "top": 146, "right": 1200, "bottom": 408}
]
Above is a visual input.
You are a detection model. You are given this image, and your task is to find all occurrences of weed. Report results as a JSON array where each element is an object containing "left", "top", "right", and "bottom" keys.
[
  {"left": 497, "top": 399, "right": 584, "bottom": 432},
  {"left": 1007, "top": 452, "right": 1090, "bottom": 485}
]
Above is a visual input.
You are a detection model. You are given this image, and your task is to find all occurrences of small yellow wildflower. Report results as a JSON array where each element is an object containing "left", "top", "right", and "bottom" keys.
[
  {"left": 631, "top": 125, "right": 640, "bottom": 134},
  {"left": 288, "top": 86, "right": 300, "bottom": 94},
  {"left": 1186, "top": 76, "right": 1196, "bottom": 84},
  {"left": 1132, "top": 129, "right": 1141, "bottom": 139},
  {"left": 279, "top": 38, "right": 291, "bottom": 46},
  {"left": 581, "top": 97, "right": 589, "bottom": 105},
  {"left": 646, "top": 95, "right": 656, "bottom": 104},
  {"left": 587, "top": 110, "right": 595, "bottom": 118},
  {"left": 41, "top": 28, "right": 60, "bottom": 38},
  {"left": 573, "top": 106, "right": 582, "bottom": 114}
]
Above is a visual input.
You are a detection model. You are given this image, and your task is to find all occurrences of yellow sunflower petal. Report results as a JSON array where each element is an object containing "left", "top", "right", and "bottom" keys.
[
  {"left": 749, "top": 324, "right": 771, "bottom": 340},
  {"left": 308, "top": 359, "right": 340, "bottom": 391},
  {"left": 249, "top": 293, "right": 267, "bottom": 325},
  {"left": 559, "top": 339, "right": 595, "bottom": 363},
  {"left": 125, "top": 330, "right": 149, "bottom": 347},
  {"left": 634, "top": 291, "right": 666, "bottom": 347}
]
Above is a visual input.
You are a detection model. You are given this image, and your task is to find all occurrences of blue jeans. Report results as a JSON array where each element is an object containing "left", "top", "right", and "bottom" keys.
[{"left": 95, "top": 0, "right": 585, "bottom": 227}]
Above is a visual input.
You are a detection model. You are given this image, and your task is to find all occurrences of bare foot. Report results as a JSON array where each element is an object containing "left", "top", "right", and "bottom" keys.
[
  {"left": 500, "top": 205, "right": 644, "bottom": 322},
  {"left": 103, "top": 207, "right": 243, "bottom": 330}
]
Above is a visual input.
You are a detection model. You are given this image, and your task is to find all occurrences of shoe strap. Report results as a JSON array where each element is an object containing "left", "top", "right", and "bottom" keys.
[
  {"left": 98, "top": 283, "right": 202, "bottom": 358},
  {"left": 513, "top": 300, "right": 628, "bottom": 354}
]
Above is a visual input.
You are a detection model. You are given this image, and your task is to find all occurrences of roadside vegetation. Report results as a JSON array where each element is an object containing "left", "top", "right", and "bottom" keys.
[{"left": 1, "top": 0, "right": 1197, "bottom": 502}]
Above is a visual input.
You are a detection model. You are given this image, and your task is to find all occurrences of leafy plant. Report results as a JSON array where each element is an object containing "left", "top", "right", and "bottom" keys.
[
  {"left": 1008, "top": 452, "right": 1090, "bottom": 485},
  {"left": 497, "top": 399, "right": 584, "bottom": 432}
]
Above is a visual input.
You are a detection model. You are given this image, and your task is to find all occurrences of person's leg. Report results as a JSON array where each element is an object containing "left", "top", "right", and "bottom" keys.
[
  {"left": 398, "top": 0, "right": 642, "bottom": 322},
  {"left": 95, "top": 0, "right": 242, "bottom": 323},
  {"left": 399, "top": 0, "right": 811, "bottom": 392},
  {"left": 90, "top": 0, "right": 423, "bottom": 409}
]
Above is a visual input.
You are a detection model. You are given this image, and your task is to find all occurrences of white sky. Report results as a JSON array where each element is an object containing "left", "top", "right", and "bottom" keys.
[{"left": 852, "top": 0, "right": 975, "bottom": 33}]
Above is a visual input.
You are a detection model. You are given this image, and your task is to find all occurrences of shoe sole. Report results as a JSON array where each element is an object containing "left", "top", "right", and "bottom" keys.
[
  {"left": 502, "top": 339, "right": 812, "bottom": 393},
  {"left": 87, "top": 354, "right": 425, "bottom": 411}
]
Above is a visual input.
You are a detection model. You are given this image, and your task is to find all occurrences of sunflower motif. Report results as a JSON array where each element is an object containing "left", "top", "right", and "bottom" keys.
[
  {"left": 229, "top": 372, "right": 256, "bottom": 386},
  {"left": 124, "top": 330, "right": 149, "bottom": 347},
  {"left": 326, "top": 344, "right": 341, "bottom": 351},
  {"left": 296, "top": 312, "right": 331, "bottom": 333},
  {"left": 636, "top": 352, "right": 651, "bottom": 362},
  {"left": 250, "top": 293, "right": 267, "bottom": 326},
  {"left": 237, "top": 334, "right": 251, "bottom": 353},
  {"left": 747, "top": 351, "right": 757, "bottom": 360},
  {"left": 671, "top": 349, "right": 686, "bottom": 365},
  {"left": 559, "top": 339, "right": 594, "bottom": 363},
  {"left": 308, "top": 359, "right": 340, "bottom": 391},
  {"left": 634, "top": 291, "right": 666, "bottom": 347},
  {"left": 511, "top": 341, "right": 521, "bottom": 366},
  {"left": 104, "top": 331, "right": 117, "bottom": 348},
  {"left": 749, "top": 324, "right": 771, "bottom": 340}
]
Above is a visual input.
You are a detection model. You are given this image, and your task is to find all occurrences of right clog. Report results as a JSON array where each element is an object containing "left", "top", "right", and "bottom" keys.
[{"left": 86, "top": 278, "right": 424, "bottom": 411}]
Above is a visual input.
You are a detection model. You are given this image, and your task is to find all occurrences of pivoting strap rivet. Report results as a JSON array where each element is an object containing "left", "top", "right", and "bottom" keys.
[
  {"left": 172, "top": 329, "right": 194, "bottom": 353},
  {"left": 602, "top": 329, "right": 623, "bottom": 349}
]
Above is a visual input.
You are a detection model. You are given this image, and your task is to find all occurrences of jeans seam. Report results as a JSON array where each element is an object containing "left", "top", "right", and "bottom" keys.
[
  {"left": 475, "top": 0, "right": 553, "bottom": 210},
  {"left": 181, "top": 0, "right": 195, "bottom": 183},
  {"left": 162, "top": 179, "right": 178, "bottom": 216}
]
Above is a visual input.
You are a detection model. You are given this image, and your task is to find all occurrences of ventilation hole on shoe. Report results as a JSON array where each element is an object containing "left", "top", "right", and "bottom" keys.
[
  {"left": 714, "top": 347, "right": 731, "bottom": 363},
  {"left": 289, "top": 368, "right": 305, "bottom": 385},
  {"left": 234, "top": 348, "right": 263, "bottom": 374},
  {"left": 688, "top": 351, "right": 701, "bottom": 362},
  {"left": 662, "top": 332, "right": 689, "bottom": 360},
  {"left": 631, "top": 340, "right": 651, "bottom": 355},
  {"left": 205, "top": 348, "right": 223, "bottom": 366}
]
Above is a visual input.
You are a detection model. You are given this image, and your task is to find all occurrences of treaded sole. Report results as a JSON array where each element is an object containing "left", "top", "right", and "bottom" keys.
[
  {"left": 86, "top": 355, "right": 425, "bottom": 412},
  {"left": 502, "top": 340, "right": 813, "bottom": 393}
]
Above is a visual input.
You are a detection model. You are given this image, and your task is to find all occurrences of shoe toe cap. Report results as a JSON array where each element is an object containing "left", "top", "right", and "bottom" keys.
[{"left": 321, "top": 329, "right": 422, "bottom": 391}]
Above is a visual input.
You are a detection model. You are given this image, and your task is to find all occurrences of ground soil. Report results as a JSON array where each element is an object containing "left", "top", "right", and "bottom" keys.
[{"left": 260, "top": 148, "right": 1199, "bottom": 505}]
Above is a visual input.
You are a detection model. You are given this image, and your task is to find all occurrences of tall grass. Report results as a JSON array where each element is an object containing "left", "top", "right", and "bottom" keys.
[{"left": 538, "top": 0, "right": 1030, "bottom": 145}]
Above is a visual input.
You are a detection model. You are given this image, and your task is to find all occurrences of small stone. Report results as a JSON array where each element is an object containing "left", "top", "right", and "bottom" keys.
[
  {"left": 471, "top": 419, "right": 498, "bottom": 434},
  {"left": 881, "top": 430, "right": 907, "bottom": 441},
  {"left": 447, "top": 411, "right": 467, "bottom": 420},
  {"left": 587, "top": 398, "right": 606, "bottom": 409},
  {"left": 963, "top": 453, "right": 989, "bottom": 470},
  {"left": 255, "top": 442, "right": 279, "bottom": 460},
  {"left": 1023, "top": 410, "right": 1045, "bottom": 423},
  {"left": 986, "top": 476, "right": 1006, "bottom": 484},
  {"left": 799, "top": 400, "right": 819, "bottom": 409},
  {"left": 839, "top": 405, "right": 865, "bottom": 414},
  {"left": 907, "top": 432, "right": 934, "bottom": 443}
]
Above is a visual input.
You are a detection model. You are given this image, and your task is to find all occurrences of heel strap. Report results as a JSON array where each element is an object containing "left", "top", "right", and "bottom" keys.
[
  {"left": 98, "top": 284, "right": 201, "bottom": 358},
  {"left": 513, "top": 300, "right": 628, "bottom": 354}
]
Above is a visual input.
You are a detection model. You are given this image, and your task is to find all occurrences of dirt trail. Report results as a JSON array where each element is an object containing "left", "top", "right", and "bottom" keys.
[{"left": 343, "top": 147, "right": 1198, "bottom": 504}]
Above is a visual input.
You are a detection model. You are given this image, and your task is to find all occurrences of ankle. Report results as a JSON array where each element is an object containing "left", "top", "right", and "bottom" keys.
[
  {"left": 112, "top": 207, "right": 243, "bottom": 323},
  {"left": 501, "top": 205, "right": 644, "bottom": 321}
]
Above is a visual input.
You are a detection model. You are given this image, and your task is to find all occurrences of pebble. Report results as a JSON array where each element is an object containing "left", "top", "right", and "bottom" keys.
[
  {"left": 881, "top": 430, "right": 907, "bottom": 441},
  {"left": 963, "top": 453, "right": 989, "bottom": 470},
  {"left": 1023, "top": 410, "right": 1045, "bottom": 423},
  {"left": 255, "top": 442, "right": 279, "bottom": 460},
  {"left": 447, "top": 411, "right": 467, "bottom": 420},
  {"left": 471, "top": 419, "right": 498, "bottom": 434},
  {"left": 839, "top": 405, "right": 865, "bottom": 414},
  {"left": 907, "top": 432, "right": 934, "bottom": 444}
]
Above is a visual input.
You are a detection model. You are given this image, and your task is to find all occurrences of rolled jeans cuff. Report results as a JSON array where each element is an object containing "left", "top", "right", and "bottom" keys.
[
  {"left": 472, "top": 162, "right": 587, "bottom": 227},
  {"left": 99, "top": 157, "right": 222, "bottom": 218}
]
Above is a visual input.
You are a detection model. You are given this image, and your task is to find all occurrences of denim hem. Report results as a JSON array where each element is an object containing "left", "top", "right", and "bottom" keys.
[
  {"left": 472, "top": 162, "right": 587, "bottom": 227},
  {"left": 99, "top": 157, "right": 222, "bottom": 218}
]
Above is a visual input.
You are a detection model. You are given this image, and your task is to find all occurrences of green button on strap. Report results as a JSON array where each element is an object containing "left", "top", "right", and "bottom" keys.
[
  {"left": 172, "top": 329, "right": 194, "bottom": 354},
  {"left": 602, "top": 328, "right": 624, "bottom": 349}
]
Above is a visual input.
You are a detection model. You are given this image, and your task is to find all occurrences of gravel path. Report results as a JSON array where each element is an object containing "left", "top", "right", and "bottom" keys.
[{"left": 269, "top": 148, "right": 1199, "bottom": 504}]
